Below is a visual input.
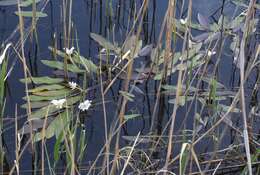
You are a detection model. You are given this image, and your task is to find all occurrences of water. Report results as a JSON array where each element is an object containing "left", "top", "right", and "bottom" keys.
[{"left": 0, "top": 0, "right": 258, "bottom": 174}]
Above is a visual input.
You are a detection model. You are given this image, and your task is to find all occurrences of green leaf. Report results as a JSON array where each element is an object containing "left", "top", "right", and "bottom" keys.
[
  {"left": 24, "top": 94, "right": 67, "bottom": 102},
  {"left": 15, "top": 11, "right": 47, "bottom": 18},
  {"left": 20, "top": 76, "right": 64, "bottom": 84},
  {"left": 124, "top": 114, "right": 141, "bottom": 121},
  {"left": 0, "top": 0, "right": 41, "bottom": 6},
  {"left": 41, "top": 60, "right": 85, "bottom": 73},
  {"left": 21, "top": 101, "right": 49, "bottom": 109},
  {"left": 34, "top": 111, "right": 70, "bottom": 142},
  {"left": 54, "top": 131, "right": 64, "bottom": 162},
  {"left": 74, "top": 55, "right": 98, "bottom": 74},
  {"left": 180, "top": 143, "right": 189, "bottom": 175},
  {"left": 30, "top": 96, "right": 81, "bottom": 119},
  {"left": 20, "top": 0, "right": 41, "bottom": 7},
  {"left": 29, "top": 84, "right": 65, "bottom": 93},
  {"left": 32, "top": 89, "right": 71, "bottom": 97},
  {"left": 90, "top": 33, "right": 119, "bottom": 53},
  {"left": 119, "top": 91, "right": 135, "bottom": 102}
]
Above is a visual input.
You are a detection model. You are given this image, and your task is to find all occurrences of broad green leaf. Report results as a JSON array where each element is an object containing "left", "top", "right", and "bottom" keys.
[
  {"left": 32, "top": 89, "right": 71, "bottom": 97},
  {"left": 23, "top": 94, "right": 67, "bottom": 102},
  {"left": 29, "top": 84, "right": 65, "bottom": 93},
  {"left": 34, "top": 111, "right": 70, "bottom": 142},
  {"left": 54, "top": 132, "right": 64, "bottom": 161},
  {"left": 90, "top": 33, "right": 119, "bottom": 53},
  {"left": 41, "top": 60, "right": 85, "bottom": 73},
  {"left": 0, "top": 0, "right": 41, "bottom": 6},
  {"left": 180, "top": 143, "right": 189, "bottom": 175},
  {"left": 20, "top": 0, "right": 41, "bottom": 7},
  {"left": 119, "top": 91, "right": 135, "bottom": 102},
  {"left": 74, "top": 55, "right": 98, "bottom": 74},
  {"left": 20, "top": 76, "right": 64, "bottom": 84},
  {"left": 0, "top": 0, "right": 20, "bottom": 6},
  {"left": 30, "top": 95, "right": 81, "bottom": 119},
  {"left": 21, "top": 101, "right": 49, "bottom": 109},
  {"left": 124, "top": 114, "right": 141, "bottom": 121},
  {"left": 15, "top": 11, "right": 47, "bottom": 18}
]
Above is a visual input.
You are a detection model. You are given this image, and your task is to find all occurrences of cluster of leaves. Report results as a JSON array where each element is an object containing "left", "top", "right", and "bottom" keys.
[
  {"left": 19, "top": 47, "right": 98, "bottom": 141},
  {"left": 0, "top": 0, "right": 47, "bottom": 18}
]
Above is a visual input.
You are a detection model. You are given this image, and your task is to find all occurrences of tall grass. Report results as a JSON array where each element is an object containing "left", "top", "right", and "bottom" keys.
[{"left": 0, "top": 0, "right": 260, "bottom": 174}]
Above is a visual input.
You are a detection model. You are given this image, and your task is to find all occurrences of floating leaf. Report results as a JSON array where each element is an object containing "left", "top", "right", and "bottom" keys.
[
  {"left": 138, "top": 44, "right": 153, "bottom": 57},
  {"left": 18, "top": 117, "right": 54, "bottom": 135},
  {"left": 15, "top": 11, "right": 47, "bottom": 18},
  {"left": 197, "top": 13, "right": 210, "bottom": 29},
  {"left": 90, "top": 33, "right": 119, "bottom": 53},
  {"left": 21, "top": 101, "right": 49, "bottom": 109},
  {"left": 193, "top": 32, "right": 209, "bottom": 42},
  {"left": 41, "top": 60, "right": 85, "bottom": 73},
  {"left": 74, "top": 55, "right": 98, "bottom": 74},
  {"left": 34, "top": 111, "right": 70, "bottom": 142},
  {"left": 23, "top": 94, "right": 66, "bottom": 102},
  {"left": 130, "top": 85, "right": 144, "bottom": 95},
  {"left": 124, "top": 114, "right": 141, "bottom": 121},
  {"left": 20, "top": 76, "right": 64, "bottom": 84},
  {"left": 29, "top": 84, "right": 65, "bottom": 93},
  {"left": 123, "top": 35, "right": 137, "bottom": 53},
  {"left": 30, "top": 96, "right": 81, "bottom": 119},
  {"left": 0, "top": 0, "right": 20, "bottom": 6},
  {"left": 20, "top": 0, "right": 41, "bottom": 7},
  {"left": 119, "top": 91, "right": 135, "bottom": 102},
  {"left": 32, "top": 89, "right": 71, "bottom": 97}
]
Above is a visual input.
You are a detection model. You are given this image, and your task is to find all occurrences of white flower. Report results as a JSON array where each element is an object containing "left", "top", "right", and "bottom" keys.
[
  {"left": 188, "top": 39, "right": 196, "bottom": 48},
  {"left": 51, "top": 99, "right": 66, "bottom": 109},
  {"left": 64, "top": 47, "right": 75, "bottom": 55},
  {"left": 69, "top": 81, "right": 77, "bottom": 90},
  {"left": 240, "top": 10, "right": 247, "bottom": 16},
  {"left": 207, "top": 50, "right": 216, "bottom": 57},
  {"left": 180, "top": 18, "right": 188, "bottom": 25},
  {"left": 78, "top": 100, "right": 92, "bottom": 111},
  {"left": 0, "top": 43, "right": 12, "bottom": 64}
]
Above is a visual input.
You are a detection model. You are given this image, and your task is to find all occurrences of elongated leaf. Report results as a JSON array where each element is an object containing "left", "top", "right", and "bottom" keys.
[
  {"left": 32, "top": 89, "right": 71, "bottom": 96},
  {"left": 54, "top": 132, "right": 64, "bottom": 161},
  {"left": 124, "top": 114, "right": 141, "bottom": 121},
  {"left": 23, "top": 94, "right": 67, "bottom": 102},
  {"left": 138, "top": 44, "right": 153, "bottom": 57},
  {"left": 29, "top": 84, "right": 65, "bottom": 93},
  {"left": 90, "top": 33, "right": 119, "bottom": 53},
  {"left": 0, "top": 0, "right": 41, "bottom": 6},
  {"left": 119, "top": 91, "right": 135, "bottom": 102},
  {"left": 30, "top": 96, "right": 81, "bottom": 119},
  {"left": 18, "top": 117, "right": 53, "bottom": 134},
  {"left": 123, "top": 35, "right": 137, "bottom": 53},
  {"left": 15, "top": 11, "right": 47, "bottom": 18},
  {"left": 20, "top": 76, "right": 64, "bottom": 84},
  {"left": 180, "top": 143, "right": 189, "bottom": 175},
  {"left": 197, "top": 13, "right": 210, "bottom": 29},
  {"left": 41, "top": 60, "right": 85, "bottom": 73},
  {"left": 20, "top": 0, "right": 41, "bottom": 7},
  {"left": 34, "top": 111, "right": 70, "bottom": 142},
  {"left": 74, "top": 55, "right": 98, "bottom": 73},
  {"left": 21, "top": 101, "right": 49, "bottom": 109},
  {"left": 193, "top": 32, "right": 209, "bottom": 42},
  {"left": 0, "top": 0, "right": 20, "bottom": 6}
]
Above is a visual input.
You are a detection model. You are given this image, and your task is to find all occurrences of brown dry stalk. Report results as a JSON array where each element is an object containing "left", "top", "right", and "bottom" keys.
[
  {"left": 163, "top": 0, "right": 175, "bottom": 172},
  {"left": 110, "top": 1, "right": 149, "bottom": 174}
]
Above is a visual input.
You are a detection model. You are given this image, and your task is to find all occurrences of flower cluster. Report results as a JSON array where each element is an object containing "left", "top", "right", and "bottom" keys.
[
  {"left": 51, "top": 99, "right": 66, "bottom": 109},
  {"left": 78, "top": 100, "right": 92, "bottom": 111}
]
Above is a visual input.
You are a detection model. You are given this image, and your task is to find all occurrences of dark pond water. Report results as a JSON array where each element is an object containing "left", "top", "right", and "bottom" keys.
[{"left": 0, "top": 0, "right": 259, "bottom": 174}]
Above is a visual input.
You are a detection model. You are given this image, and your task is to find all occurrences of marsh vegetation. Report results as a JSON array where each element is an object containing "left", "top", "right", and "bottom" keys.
[{"left": 0, "top": 0, "right": 260, "bottom": 174}]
